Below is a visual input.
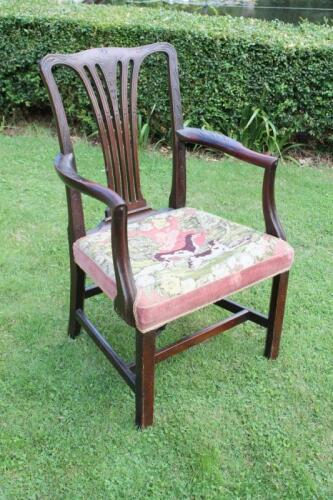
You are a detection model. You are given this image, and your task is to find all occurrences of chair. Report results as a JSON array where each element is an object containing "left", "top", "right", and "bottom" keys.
[{"left": 39, "top": 43, "right": 294, "bottom": 428}]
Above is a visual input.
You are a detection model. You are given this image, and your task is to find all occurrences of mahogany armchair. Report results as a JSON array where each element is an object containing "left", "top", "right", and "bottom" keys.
[{"left": 39, "top": 43, "right": 294, "bottom": 428}]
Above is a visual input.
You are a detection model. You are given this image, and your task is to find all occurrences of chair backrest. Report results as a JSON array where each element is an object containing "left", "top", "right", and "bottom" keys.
[{"left": 40, "top": 43, "right": 186, "bottom": 215}]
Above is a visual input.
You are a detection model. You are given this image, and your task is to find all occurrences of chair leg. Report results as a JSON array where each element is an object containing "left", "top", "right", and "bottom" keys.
[
  {"left": 265, "top": 271, "right": 289, "bottom": 359},
  {"left": 68, "top": 260, "right": 85, "bottom": 339},
  {"left": 135, "top": 330, "right": 156, "bottom": 428}
]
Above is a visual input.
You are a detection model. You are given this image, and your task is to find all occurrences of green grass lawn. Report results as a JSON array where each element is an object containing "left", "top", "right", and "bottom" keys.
[{"left": 0, "top": 128, "right": 332, "bottom": 499}]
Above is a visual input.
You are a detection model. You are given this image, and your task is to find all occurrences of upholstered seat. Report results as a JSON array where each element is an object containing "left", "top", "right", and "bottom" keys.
[{"left": 74, "top": 208, "right": 294, "bottom": 333}]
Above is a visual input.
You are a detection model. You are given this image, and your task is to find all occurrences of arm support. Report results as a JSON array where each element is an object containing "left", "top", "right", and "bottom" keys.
[
  {"left": 176, "top": 128, "right": 286, "bottom": 240},
  {"left": 177, "top": 127, "right": 277, "bottom": 169},
  {"left": 55, "top": 153, "right": 125, "bottom": 208},
  {"left": 55, "top": 153, "right": 137, "bottom": 326}
]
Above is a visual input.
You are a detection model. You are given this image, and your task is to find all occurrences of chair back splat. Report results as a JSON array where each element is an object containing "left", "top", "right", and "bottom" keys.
[{"left": 40, "top": 43, "right": 186, "bottom": 223}]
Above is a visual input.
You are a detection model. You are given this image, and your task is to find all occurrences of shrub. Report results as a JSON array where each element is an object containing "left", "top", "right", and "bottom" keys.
[{"left": 0, "top": 0, "right": 332, "bottom": 145}]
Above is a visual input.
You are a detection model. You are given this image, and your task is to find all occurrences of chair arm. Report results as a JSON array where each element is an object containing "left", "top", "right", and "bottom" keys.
[
  {"left": 55, "top": 153, "right": 137, "bottom": 326},
  {"left": 55, "top": 153, "right": 125, "bottom": 209},
  {"left": 176, "top": 128, "right": 286, "bottom": 240},
  {"left": 176, "top": 127, "right": 277, "bottom": 169}
]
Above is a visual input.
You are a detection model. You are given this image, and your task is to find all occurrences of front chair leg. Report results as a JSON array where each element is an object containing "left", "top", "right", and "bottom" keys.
[
  {"left": 135, "top": 330, "right": 156, "bottom": 428},
  {"left": 68, "top": 260, "right": 85, "bottom": 339},
  {"left": 265, "top": 271, "right": 289, "bottom": 359}
]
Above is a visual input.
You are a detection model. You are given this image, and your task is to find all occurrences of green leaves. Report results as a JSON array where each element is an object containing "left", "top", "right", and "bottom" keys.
[
  {"left": 235, "top": 105, "right": 302, "bottom": 159},
  {"left": 0, "top": 0, "right": 332, "bottom": 147},
  {"left": 138, "top": 104, "right": 156, "bottom": 148}
]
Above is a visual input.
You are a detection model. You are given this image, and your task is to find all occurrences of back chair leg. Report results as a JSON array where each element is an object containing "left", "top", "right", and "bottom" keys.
[
  {"left": 68, "top": 260, "right": 85, "bottom": 339},
  {"left": 135, "top": 330, "right": 156, "bottom": 428},
  {"left": 265, "top": 271, "right": 289, "bottom": 359}
]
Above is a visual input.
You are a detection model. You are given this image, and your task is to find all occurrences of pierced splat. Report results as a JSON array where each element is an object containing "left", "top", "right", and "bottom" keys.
[{"left": 40, "top": 44, "right": 186, "bottom": 216}]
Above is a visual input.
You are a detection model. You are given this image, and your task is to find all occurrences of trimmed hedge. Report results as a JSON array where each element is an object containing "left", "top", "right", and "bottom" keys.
[{"left": 0, "top": 0, "right": 332, "bottom": 144}]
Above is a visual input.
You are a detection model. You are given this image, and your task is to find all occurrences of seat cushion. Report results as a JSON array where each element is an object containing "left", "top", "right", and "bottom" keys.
[{"left": 73, "top": 208, "right": 294, "bottom": 333}]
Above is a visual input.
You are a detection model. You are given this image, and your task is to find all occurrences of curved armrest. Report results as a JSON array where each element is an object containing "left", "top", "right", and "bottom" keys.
[
  {"left": 176, "top": 128, "right": 277, "bottom": 169},
  {"left": 55, "top": 153, "right": 137, "bottom": 326},
  {"left": 176, "top": 128, "right": 286, "bottom": 240},
  {"left": 55, "top": 153, "right": 125, "bottom": 209}
]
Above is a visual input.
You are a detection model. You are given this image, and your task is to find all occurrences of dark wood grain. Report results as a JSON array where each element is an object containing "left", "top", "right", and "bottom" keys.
[
  {"left": 265, "top": 272, "right": 289, "bottom": 359},
  {"left": 68, "top": 260, "right": 85, "bottom": 338},
  {"left": 176, "top": 127, "right": 277, "bottom": 169},
  {"left": 135, "top": 330, "right": 156, "bottom": 428},
  {"left": 262, "top": 163, "right": 286, "bottom": 239},
  {"left": 76, "top": 309, "right": 136, "bottom": 390},
  {"left": 155, "top": 310, "right": 250, "bottom": 363},
  {"left": 215, "top": 298, "right": 268, "bottom": 328},
  {"left": 84, "top": 284, "right": 102, "bottom": 299}
]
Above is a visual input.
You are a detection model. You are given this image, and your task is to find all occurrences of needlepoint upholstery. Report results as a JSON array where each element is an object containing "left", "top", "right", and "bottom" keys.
[{"left": 73, "top": 208, "right": 294, "bottom": 332}]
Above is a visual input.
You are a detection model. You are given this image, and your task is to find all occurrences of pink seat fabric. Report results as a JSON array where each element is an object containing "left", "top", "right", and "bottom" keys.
[{"left": 73, "top": 208, "right": 294, "bottom": 333}]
